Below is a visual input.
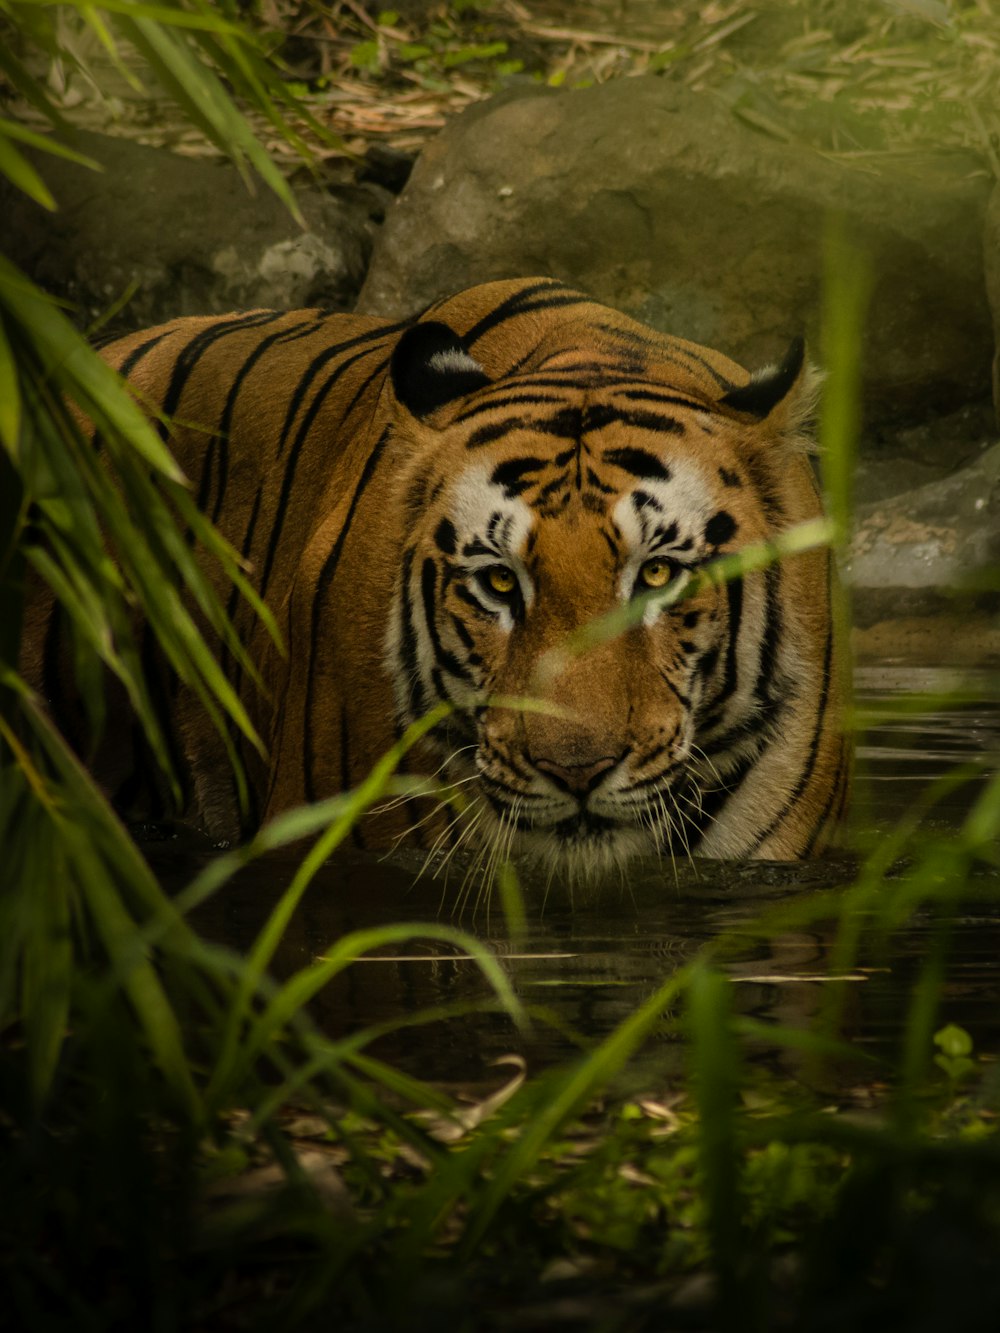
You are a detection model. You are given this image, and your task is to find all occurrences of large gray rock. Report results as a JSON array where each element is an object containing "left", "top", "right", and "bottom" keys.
[
  {"left": 1, "top": 130, "right": 381, "bottom": 333},
  {"left": 358, "top": 80, "right": 993, "bottom": 423},
  {"left": 848, "top": 439, "right": 1000, "bottom": 613},
  {"left": 848, "top": 438, "right": 1000, "bottom": 665}
]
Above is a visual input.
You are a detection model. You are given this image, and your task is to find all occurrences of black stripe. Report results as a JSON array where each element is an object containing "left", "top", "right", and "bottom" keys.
[
  {"left": 454, "top": 581, "right": 486, "bottom": 614},
  {"left": 161, "top": 311, "right": 285, "bottom": 422},
  {"left": 685, "top": 749, "right": 760, "bottom": 849},
  {"left": 801, "top": 748, "right": 848, "bottom": 857},
  {"left": 742, "top": 452, "right": 785, "bottom": 525},
  {"left": 599, "top": 527, "right": 619, "bottom": 561},
  {"left": 616, "top": 387, "right": 708, "bottom": 412},
  {"left": 491, "top": 456, "right": 546, "bottom": 495},
  {"left": 585, "top": 467, "right": 617, "bottom": 495},
  {"left": 537, "top": 358, "right": 625, "bottom": 378},
  {"left": 132, "top": 624, "right": 188, "bottom": 813},
  {"left": 602, "top": 446, "right": 671, "bottom": 479},
  {"left": 434, "top": 518, "right": 457, "bottom": 555},
  {"left": 420, "top": 557, "right": 477, "bottom": 684},
  {"left": 744, "top": 602, "right": 836, "bottom": 854},
  {"left": 587, "top": 405, "right": 684, "bottom": 436},
  {"left": 463, "top": 283, "right": 586, "bottom": 347},
  {"left": 452, "top": 391, "right": 568, "bottom": 423},
  {"left": 465, "top": 416, "right": 526, "bottom": 450},
  {"left": 659, "top": 670, "right": 691, "bottom": 711},
  {"left": 259, "top": 341, "right": 393, "bottom": 600},
  {"left": 274, "top": 321, "right": 405, "bottom": 460},
  {"left": 114, "top": 329, "right": 174, "bottom": 379},
  {"left": 660, "top": 344, "right": 735, "bottom": 392},
  {"left": 699, "top": 577, "right": 743, "bottom": 725},
  {"left": 450, "top": 614, "right": 475, "bottom": 649},
  {"left": 207, "top": 318, "right": 321, "bottom": 525},
  {"left": 753, "top": 565, "right": 782, "bottom": 704},
  {"left": 465, "top": 406, "right": 582, "bottom": 450},
  {"left": 303, "top": 426, "right": 393, "bottom": 799},
  {"left": 397, "top": 546, "right": 423, "bottom": 723},
  {"left": 700, "top": 568, "right": 785, "bottom": 759}
]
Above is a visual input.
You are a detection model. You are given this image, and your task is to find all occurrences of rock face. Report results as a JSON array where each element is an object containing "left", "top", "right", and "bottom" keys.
[
  {"left": 1, "top": 130, "right": 381, "bottom": 333},
  {"left": 848, "top": 439, "right": 1000, "bottom": 645},
  {"left": 358, "top": 80, "right": 993, "bottom": 423},
  {"left": 848, "top": 438, "right": 1000, "bottom": 665}
]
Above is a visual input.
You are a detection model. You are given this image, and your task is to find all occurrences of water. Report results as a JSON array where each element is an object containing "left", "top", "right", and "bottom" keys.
[{"left": 177, "top": 665, "right": 1000, "bottom": 1086}]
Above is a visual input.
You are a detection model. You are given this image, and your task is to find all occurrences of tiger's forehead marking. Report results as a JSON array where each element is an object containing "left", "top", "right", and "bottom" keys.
[
  {"left": 448, "top": 464, "right": 535, "bottom": 560},
  {"left": 455, "top": 387, "right": 711, "bottom": 518},
  {"left": 612, "top": 458, "right": 718, "bottom": 555}
]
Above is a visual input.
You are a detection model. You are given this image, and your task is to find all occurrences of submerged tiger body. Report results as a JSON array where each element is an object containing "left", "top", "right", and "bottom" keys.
[{"left": 27, "top": 278, "right": 850, "bottom": 869}]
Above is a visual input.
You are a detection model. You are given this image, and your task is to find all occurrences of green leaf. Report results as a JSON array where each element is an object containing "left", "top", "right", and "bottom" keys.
[
  {"left": 0, "top": 131, "right": 56, "bottom": 209},
  {"left": 113, "top": 13, "right": 302, "bottom": 221},
  {"left": 350, "top": 40, "right": 381, "bottom": 71},
  {"left": 688, "top": 963, "right": 742, "bottom": 1296},
  {"left": 933, "top": 1023, "right": 973, "bottom": 1058},
  {"left": 933, "top": 1053, "right": 976, "bottom": 1081},
  {"left": 18, "top": 0, "right": 248, "bottom": 36},
  {"left": 0, "top": 317, "right": 22, "bottom": 452},
  {"left": 442, "top": 41, "right": 508, "bottom": 67},
  {"left": 648, "top": 46, "right": 689, "bottom": 71},
  {"left": 0, "top": 116, "right": 102, "bottom": 170}
]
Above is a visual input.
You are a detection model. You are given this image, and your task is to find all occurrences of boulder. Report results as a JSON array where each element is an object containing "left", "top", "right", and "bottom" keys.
[
  {"left": 358, "top": 80, "right": 993, "bottom": 424},
  {"left": 1, "top": 130, "right": 382, "bottom": 334},
  {"left": 847, "top": 440, "right": 1000, "bottom": 664}
]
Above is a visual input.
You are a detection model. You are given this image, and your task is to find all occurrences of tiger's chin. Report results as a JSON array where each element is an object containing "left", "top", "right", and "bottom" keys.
[{"left": 507, "top": 814, "right": 658, "bottom": 887}]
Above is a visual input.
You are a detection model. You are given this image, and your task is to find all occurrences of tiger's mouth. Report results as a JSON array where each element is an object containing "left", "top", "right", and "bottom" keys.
[
  {"left": 445, "top": 739, "right": 695, "bottom": 875},
  {"left": 551, "top": 810, "right": 621, "bottom": 843}
]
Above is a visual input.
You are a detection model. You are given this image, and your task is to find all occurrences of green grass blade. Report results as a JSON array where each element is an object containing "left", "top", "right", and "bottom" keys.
[
  {"left": 114, "top": 13, "right": 301, "bottom": 220},
  {"left": 688, "top": 961, "right": 744, "bottom": 1311},
  {"left": 819, "top": 216, "right": 873, "bottom": 544},
  {"left": 0, "top": 315, "right": 23, "bottom": 451},
  {"left": 458, "top": 962, "right": 693, "bottom": 1256},
  {"left": 0, "top": 130, "right": 56, "bottom": 209},
  {"left": 0, "top": 116, "right": 102, "bottom": 169}
]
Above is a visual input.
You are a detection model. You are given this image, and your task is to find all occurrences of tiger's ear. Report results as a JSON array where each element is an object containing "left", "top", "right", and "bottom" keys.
[
  {"left": 720, "top": 337, "right": 820, "bottom": 437},
  {"left": 390, "top": 320, "right": 491, "bottom": 419}
]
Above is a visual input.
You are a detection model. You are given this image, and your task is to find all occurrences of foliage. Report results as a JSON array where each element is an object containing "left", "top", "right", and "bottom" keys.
[
  {"left": 0, "top": 0, "right": 325, "bottom": 1125},
  {"left": 246, "top": 1, "right": 1000, "bottom": 168},
  {"left": 0, "top": 0, "right": 326, "bottom": 214}
]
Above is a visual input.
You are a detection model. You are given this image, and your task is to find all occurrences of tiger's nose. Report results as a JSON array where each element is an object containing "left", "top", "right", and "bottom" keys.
[{"left": 532, "top": 753, "right": 620, "bottom": 796}]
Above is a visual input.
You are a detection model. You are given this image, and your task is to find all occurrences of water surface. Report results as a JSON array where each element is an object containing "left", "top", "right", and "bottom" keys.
[{"left": 180, "top": 665, "right": 1000, "bottom": 1086}]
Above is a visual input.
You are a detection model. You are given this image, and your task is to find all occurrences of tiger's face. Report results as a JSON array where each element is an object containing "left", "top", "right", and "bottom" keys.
[{"left": 384, "top": 318, "right": 818, "bottom": 876}]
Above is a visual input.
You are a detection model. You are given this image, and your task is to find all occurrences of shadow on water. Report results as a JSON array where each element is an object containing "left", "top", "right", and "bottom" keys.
[{"left": 161, "top": 664, "right": 1000, "bottom": 1086}]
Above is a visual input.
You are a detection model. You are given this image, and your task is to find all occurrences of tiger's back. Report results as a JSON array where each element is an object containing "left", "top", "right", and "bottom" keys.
[{"left": 25, "top": 278, "right": 850, "bottom": 868}]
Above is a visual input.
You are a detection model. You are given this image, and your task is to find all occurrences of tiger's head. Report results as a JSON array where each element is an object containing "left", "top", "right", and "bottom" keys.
[{"left": 381, "top": 303, "right": 831, "bottom": 876}]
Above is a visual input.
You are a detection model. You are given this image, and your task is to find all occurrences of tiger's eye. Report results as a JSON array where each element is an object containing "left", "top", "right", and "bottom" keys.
[
  {"left": 485, "top": 565, "right": 517, "bottom": 596},
  {"left": 638, "top": 558, "right": 674, "bottom": 590}
]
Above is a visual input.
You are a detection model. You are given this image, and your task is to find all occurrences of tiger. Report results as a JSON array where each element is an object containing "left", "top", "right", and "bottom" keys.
[{"left": 24, "top": 277, "right": 850, "bottom": 873}]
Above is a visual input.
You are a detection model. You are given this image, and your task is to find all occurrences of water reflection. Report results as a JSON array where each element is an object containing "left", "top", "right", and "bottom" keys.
[{"left": 175, "top": 665, "right": 1000, "bottom": 1084}]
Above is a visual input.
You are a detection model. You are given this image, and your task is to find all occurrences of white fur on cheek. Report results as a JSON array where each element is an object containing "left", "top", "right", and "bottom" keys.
[
  {"left": 613, "top": 460, "right": 715, "bottom": 625},
  {"left": 450, "top": 465, "right": 536, "bottom": 616}
]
